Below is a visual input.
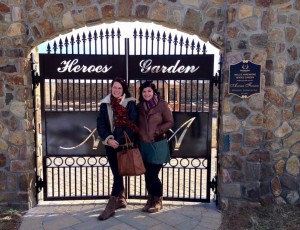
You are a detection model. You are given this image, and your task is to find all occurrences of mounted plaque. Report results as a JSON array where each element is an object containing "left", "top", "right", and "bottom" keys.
[{"left": 229, "top": 60, "right": 261, "bottom": 98}]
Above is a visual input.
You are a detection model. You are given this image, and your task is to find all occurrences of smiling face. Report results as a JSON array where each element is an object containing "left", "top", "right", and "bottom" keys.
[
  {"left": 111, "top": 81, "right": 123, "bottom": 98},
  {"left": 142, "top": 87, "right": 154, "bottom": 101}
]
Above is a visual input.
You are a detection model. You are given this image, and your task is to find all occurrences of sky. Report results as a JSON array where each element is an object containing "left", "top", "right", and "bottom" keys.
[{"left": 38, "top": 21, "right": 220, "bottom": 74}]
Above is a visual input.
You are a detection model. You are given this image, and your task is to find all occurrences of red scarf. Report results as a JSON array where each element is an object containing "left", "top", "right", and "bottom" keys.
[{"left": 110, "top": 95, "right": 138, "bottom": 132}]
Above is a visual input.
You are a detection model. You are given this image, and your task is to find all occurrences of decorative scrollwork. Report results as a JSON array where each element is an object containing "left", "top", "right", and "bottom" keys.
[{"left": 59, "top": 118, "right": 196, "bottom": 153}]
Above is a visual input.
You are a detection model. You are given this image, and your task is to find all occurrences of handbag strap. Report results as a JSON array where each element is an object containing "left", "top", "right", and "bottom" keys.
[{"left": 123, "top": 131, "right": 133, "bottom": 148}]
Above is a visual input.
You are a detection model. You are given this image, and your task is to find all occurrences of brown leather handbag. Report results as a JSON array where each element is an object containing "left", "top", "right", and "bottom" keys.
[{"left": 117, "top": 131, "right": 146, "bottom": 176}]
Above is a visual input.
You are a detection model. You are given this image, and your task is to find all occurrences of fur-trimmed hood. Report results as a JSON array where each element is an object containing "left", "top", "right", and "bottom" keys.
[{"left": 98, "top": 94, "right": 136, "bottom": 145}]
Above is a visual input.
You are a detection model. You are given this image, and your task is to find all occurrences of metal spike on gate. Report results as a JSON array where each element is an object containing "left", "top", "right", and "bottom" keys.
[
  {"left": 70, "top": 35, "right": 75, "bottom": 54},
  {"left": 162, "top": 32, "right": 166, "bottom": 54},
  {"left": 82, "top": 32, "right": 86, "bottom": 41},
  {"left": 117, "top": 28, "right": 121, "bottom": 54},
  {"left": 65, "top": 37, "right": 69, "bottom": 54},
  {"left": 168, "top": 33, "right": 172, "bottom": 54},
  {"left": 88, "top": 31, "right": 92, "bottom": 54},
  {"left": 156, "top": 31, "right": 160, "bottom": 53},
  {"left": 88, "top": 31, "right": 92, "bottom": 41},
  {"left": 112, "top": 28, "right": 115, "bottom": 36},
  {"left": 76, "top": 34, "right": 80, "bottom": 53},
  {"left": 53, "top": 41, "right": 57, "bottom": 54},
  {"left": 150, "top": 30, "right": 155, "bottom": 40},
  {"left": 82, "top": 32, "right": 86, "bottom": 54},
  {"left": 191, "top": 40, "right": 195, "bottom": 54},
  {"left": 117, "top": 28, "right": 121, "bottom": 38},
  {"left": 59, "top": 38, "right": 63, "bottom": 54},
  {"left": 168, "top": 33, "right": 172, "bottom": 42},
  {"left": 179, "top": 36, "right": 184, "bottom": 54},
  {"left": 99, "top": 29, "right": 104, "bottom": 54},
  {"left": 94, "top": 30, "right": 98, "bottom": 54},
  {"left": 156, "top": 31, "right": 160, "bottom": 41},
  {"left": 46, "top": 43, "right": 51, "bottom": 54},
  {"left": 174, "top": 35, "right": 178, "bottom": 54},
  {"left": 76, "top": 34, "right": 80, "bottom": 43},
  {"left": 99, "top": 29, "right": 104, "bottom": 39},
  {"left": 105, "top": 29, "right": 109, "bottom": 54},
  {"left": 203, "top": 43, "right": 207, "bottom": 54},
  {"left": 196, "top": 41, "right": 201, "bottom": 54},
  {"left": 162, "top": 31, "right": 166, "bottom": 41},
  {"left": 174, "top": 35, "right": 178, "bottom": 44},
  {"left": 93, "top": 30, "right": 97, "bottom": 40},
  {"left": 179, "top": 36, "right": 184, "bottom": 46},
  {"left": 111, "top": 28, "right": 115, "bottom": 55}
]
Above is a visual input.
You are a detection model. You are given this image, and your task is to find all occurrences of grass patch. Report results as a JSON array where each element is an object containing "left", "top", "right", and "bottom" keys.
[
  {"left": 0, "top": 206, "right": 25, "bottom": 230},
  {"left": 220, "top": 204, "right": 300, "bottom": 230}
]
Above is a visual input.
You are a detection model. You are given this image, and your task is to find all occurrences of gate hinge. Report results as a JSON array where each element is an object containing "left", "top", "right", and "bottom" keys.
[
  {"left": 32, "top": 71, "right": 41, "bottom": 88},
  {"left": 31, "top": 53, "right": 40, "bottom": 88},
  {"left": 213, "top": 73, "right": 219, "bottom": 86},
  {"left": 210, "top": 176, "right": 217, "bottom": 193},
  {"left": 36, "top": 176, "right": 45, "bottom": 193}
]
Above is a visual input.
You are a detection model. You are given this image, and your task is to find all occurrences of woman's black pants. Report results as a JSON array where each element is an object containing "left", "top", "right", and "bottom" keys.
[
  {"left": 144, "top": 162, "right": 163, "bottom": 197},
  {"left": 105, "top": 146, "right": 124, "bottom": 197}
]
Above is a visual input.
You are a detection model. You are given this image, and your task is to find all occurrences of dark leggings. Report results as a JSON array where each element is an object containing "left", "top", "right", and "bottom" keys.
[
  {"left": 106, "top": 146, "right": 124, "bottom": 197},
  {"left": 144, "top": 162, "right": 163, "bottom": 197}
]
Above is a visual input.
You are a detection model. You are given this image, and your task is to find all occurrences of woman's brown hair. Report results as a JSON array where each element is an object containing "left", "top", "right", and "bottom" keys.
[{"left": 111, "top": 77, "right": 131, "bottom": 98}]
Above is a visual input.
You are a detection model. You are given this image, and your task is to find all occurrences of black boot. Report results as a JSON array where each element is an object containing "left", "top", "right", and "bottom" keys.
[{"left": 98, "top": 196, "right": 117, "bottom": 221}]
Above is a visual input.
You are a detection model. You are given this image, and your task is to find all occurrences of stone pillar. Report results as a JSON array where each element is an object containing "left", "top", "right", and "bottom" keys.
[
  {"left": 219, "top": 1, "right": 300, "bottom": 209},
  {"left": 0, "top": 1, "right": 36, "bottom": 208}
]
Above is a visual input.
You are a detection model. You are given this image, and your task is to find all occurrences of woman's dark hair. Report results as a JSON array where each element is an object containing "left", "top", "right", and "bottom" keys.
[
  {"left": 111, "top": 77, "right": 131, "bottom": 98},
  {"left": 138, "top": 81, "right": 160, "bottom": 102}
]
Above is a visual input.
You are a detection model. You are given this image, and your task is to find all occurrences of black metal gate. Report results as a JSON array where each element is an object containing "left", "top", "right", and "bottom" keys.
[{"left": 33, "top": 26, "right": 220, "bottom": 202}]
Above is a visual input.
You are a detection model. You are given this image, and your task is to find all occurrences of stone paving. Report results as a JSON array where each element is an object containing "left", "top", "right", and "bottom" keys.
[{"left": 19, "top": 199, "right": 222, "bottom": 230}]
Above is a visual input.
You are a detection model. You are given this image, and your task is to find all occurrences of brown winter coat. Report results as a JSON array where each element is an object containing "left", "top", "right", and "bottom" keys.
[{"left": 137, "top": 100, "right": 174, "bottom": 143}]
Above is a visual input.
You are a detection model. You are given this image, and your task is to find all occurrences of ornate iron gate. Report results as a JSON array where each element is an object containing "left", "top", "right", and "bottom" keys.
[{"left": 33, "top": 26, "right": 220, "bottom": 202}]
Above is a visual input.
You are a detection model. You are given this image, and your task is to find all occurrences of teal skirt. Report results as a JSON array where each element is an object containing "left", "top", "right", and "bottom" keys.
[{"left": 139, "top": 139, "right": 170, "bottom": 164}]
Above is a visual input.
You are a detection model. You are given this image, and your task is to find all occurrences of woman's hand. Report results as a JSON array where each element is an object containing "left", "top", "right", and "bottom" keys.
[{"left": 107, "top": 139, "right": 119, "bottom": 149}]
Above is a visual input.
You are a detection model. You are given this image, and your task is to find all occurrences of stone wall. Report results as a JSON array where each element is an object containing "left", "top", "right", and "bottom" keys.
[
  {"left": 220, "top": 0, "right": 300, "bottom": 209},
  {"left": 0, "top": 0, "right": 36, "bottom": 208},
  {"left": 0, "top": 0, "right": 299, "bottom": 209}
]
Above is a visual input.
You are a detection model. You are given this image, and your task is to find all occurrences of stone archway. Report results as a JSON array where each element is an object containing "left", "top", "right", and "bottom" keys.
[{"left": 26, "top": 1, "right": 224, "bottom": 208}]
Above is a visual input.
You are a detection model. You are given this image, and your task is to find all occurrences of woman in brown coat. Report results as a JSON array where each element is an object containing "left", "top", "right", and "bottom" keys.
[{"left": 137, "top": 81, "right": 174, "bottom": 213}]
